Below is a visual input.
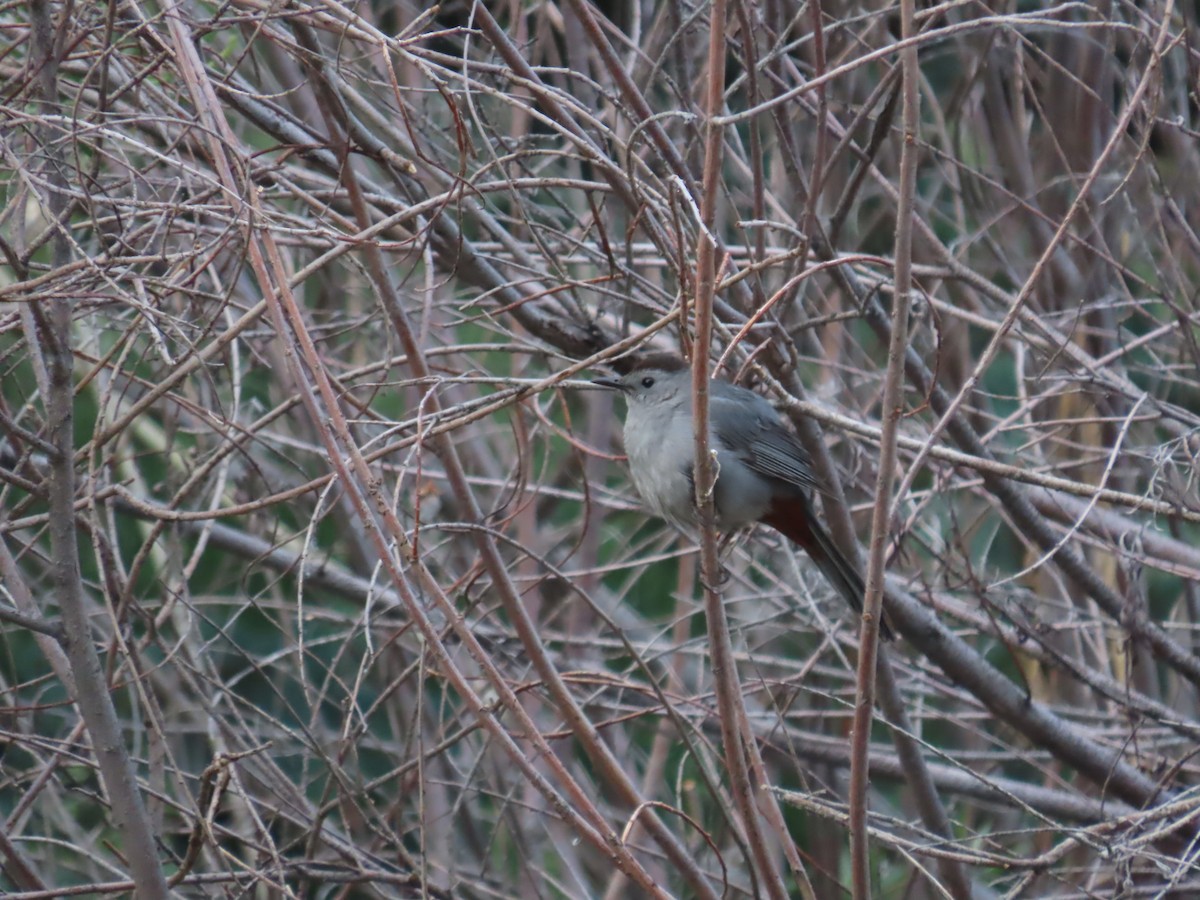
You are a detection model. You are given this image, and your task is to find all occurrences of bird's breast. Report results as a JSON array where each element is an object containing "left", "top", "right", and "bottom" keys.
[
  {"left": 622, "top": 404, "right": 776, "bottom": 531},
  {"left": 622, "top": 404, "right": 697, "bottom": 527}
]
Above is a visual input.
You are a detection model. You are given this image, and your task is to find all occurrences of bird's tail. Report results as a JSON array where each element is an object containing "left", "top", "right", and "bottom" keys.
[{"left": 761, "top": 497, "right": 895, "bottom": 641}]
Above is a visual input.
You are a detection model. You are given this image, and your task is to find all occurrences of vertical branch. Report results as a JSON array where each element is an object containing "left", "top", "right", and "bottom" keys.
[
  {"left": 804, "top": 0, "right": 828, "bottom": 231},
  {"left": 693, "top": 2, "right": 788, "bottom": 898},
  {"left": 875, "top": 657, "right": 977, "bottom": 898},
  {"left": 732, "top": 0, "right": 766, "bottom": 306},
  {"left": 24, "top": 0, "right": 169, "bottom": 895},
  {"left": 848, "top": 0, "right": 917, "bottom": 896}
]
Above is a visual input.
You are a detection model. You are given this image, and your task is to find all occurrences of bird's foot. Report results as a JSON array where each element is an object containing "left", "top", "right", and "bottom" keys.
[{"left": 700, "top": 565, "right": 732, "bottom": 594}]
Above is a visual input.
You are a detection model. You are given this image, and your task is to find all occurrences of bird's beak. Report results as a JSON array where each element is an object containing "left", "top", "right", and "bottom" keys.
[{"left": 592, "top": 375, "right": 626, "bottom": 392}]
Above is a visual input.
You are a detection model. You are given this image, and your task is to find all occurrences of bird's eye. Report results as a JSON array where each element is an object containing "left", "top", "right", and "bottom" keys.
[{"left": 640, "top": 376, "right": 655, "bottom": 388}]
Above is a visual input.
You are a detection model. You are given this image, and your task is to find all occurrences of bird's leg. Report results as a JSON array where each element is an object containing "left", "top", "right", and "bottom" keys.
[
  {"left": 718, "top": 531, "right": 739, "bottom": 562},
  {"left": 695, "top": 533, "right": 734, "bottom": 593},
  {"left": 699, "top": 566, "right": 732, "bottom": 593},
  {"left": 707, "top": 529, "right": 751, "bottom": 588}
]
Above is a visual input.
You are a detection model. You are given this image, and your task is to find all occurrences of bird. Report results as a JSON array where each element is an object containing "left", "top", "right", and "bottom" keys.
[{"left": 595, "top": 353, "right": 893, "bottom": 640}]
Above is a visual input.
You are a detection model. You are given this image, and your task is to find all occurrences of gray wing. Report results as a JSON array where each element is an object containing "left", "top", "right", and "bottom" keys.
[{"left": 711, "top": 384, "right": 825, "bottom": 493}]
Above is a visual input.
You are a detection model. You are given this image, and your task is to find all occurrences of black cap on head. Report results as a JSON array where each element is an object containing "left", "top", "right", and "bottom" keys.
[{"left": 618, "top": 352, "right": 689, "bottom": 376}]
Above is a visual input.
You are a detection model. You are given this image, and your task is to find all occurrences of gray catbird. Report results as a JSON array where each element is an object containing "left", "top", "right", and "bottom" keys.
[{"left": 595, "top": 353, "right": 893, "bottom": 640}]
